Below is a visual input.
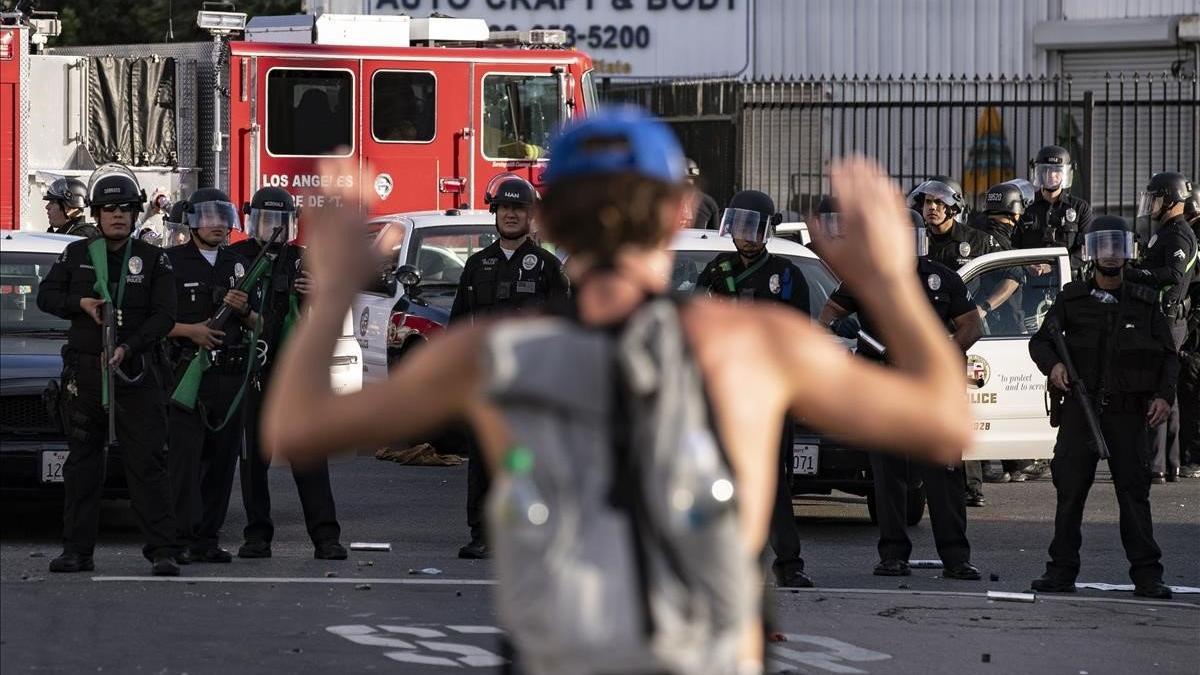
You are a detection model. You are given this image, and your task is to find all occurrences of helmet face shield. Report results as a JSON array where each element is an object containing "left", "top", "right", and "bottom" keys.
[
  {"left": 188, "top": 201, "right": 239, "bottom": 231},
  {"left": 1135, "top": 191, "right": 1158, "bottom": 219},
  {"left": 164, "top": 221, "right": 192, "bottom": 247},
  {"left": 248, "top": 208, "right": 296, "bottom": 242},
  {"left": 1031, "top": 163, "right": 1072, "bottom": 190},
  {"left": 915, "top": 226, "right": 929, "bottom": 257},
  {"left": 719, "top": 207, "right": 772, "bottom": 243},
  {"left": 907, "top": 181, "right": 965, "bottom": 223},
  {"left": 1083, "top": 230, "right": 1135, "bottom": 262}
]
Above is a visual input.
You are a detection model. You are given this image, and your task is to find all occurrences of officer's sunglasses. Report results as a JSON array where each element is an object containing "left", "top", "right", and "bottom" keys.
[{"left": 100, "top": 204, "right": 136, "bottom": 213}]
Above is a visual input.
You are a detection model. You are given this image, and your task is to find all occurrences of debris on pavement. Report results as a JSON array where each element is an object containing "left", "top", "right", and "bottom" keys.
[
  {"left": 354, "top": 584, "right": 372, "bottom": 591},
  {"left": 987, "top": 591, "right": 1036, "bottom": 603},
  {"left": 408, "top": 567, "right": 443, "bottom": 576},
  {"left": 349, "top": 542, "right": 391, "bottom": 552},
  {"left": 910, "top": 560, "right": 944, "bottom": 569},
  {"left": 375, "top": 444, "right": 463, "bottom": 466}
]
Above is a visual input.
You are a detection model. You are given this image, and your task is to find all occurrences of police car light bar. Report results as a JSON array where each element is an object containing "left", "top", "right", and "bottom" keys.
[
  {"left": 488, "top": 29, "right": 568, "bottom": 47},
  {"left": 197, "top": 10, "right": 247, "bottom": 35}
]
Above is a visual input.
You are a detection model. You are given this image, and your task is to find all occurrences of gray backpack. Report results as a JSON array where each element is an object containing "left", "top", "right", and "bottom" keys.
[{"left": 484, "top": 298, "right": 758, "bottom": 675}]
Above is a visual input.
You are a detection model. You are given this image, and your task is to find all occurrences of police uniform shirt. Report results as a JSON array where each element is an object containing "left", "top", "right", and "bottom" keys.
[
  {"left": 1030, "top": 279, "right": 1179, "bottom": 403},
  {"left": 1132, "top": 215, "right": 1198, "bottom": 309},
  {"left": 696, "top": 251, "right": 811, "bottom": 315},
  {"left": 36, "top": 237, "right": 176, "bottom": 356},
  {"left": 228, "top": 239, "right": 302, "bottom": 365},
  {"left": 1014, "top": 192, "right": 1092, "bottom": 268},
  {"left": 692, "top": 192, "right": 721, "bottom": 230},
  {"left": 449, "top": 238, "right": 569, "bottom": 322},
  {"left": 927, "top": 221, "right": 997, "bottom": 270},
  {"left": 830, "top": 258, "right": 973, "bottom": 362},
  {"left": 166, "top": 240, "right": 255, "bottom": 350},
  {"left": 49, "top": 216, "right": 100, "bottom": 240},
  {"left": 973, "top": 219, "right": 1026, "bottom": 324}
]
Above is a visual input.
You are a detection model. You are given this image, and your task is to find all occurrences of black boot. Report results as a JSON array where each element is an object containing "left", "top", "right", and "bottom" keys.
[{"left": 48, "top": 552, "right": 94, "bottom": 573}]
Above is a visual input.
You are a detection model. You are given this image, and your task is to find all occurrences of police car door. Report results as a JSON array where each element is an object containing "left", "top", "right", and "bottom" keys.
[
  {"left": 957, "top": 247, "right": 1071, "bottom": 461},
  {"left": 353, "top": 218, "right": 410, "bottom": 383}
]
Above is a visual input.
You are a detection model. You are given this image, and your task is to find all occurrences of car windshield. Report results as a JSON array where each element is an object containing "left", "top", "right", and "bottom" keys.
[
  {"left": 407, "top": 225, "right": 499, "bottom": 311},
  {"left": 1, "top": 252, "right": 70, "bottom": 334},
  {"left": 672, "top": 250, "right": 838, "bottom": 315}
]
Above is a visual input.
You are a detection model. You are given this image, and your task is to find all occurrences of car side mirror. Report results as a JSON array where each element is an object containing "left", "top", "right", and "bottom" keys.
[{"left": 394, "top": 264, "right": 421, "bottom": 292}]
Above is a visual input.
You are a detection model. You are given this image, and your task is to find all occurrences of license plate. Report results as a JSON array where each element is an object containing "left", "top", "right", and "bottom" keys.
[
  {"left": 791, "top": 444, "right": 819, "bottom": 475},
  {"left": 41, "top": 450, "right": 68, "bottom": 484}
]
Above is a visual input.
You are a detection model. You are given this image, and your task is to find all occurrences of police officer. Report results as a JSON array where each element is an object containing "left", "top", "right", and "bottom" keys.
[
  {"left": 450, "top": 176, "right": 569, "bottom": 559},
  {"left": 1028, "top": 215, "right": 1176, "bottom": 599},
  {"left": 43, "top": 177, "right": 100, "bottom": 239},
  {"left": 819, "top": 209, "right": 984, "bottom": 580},
  {"left": 685, "top": 158, "right": 720, "bottom": 230},
  {"left": 696, "top": 190, "right": 813, "bottom": 588},
  {"left": 910, "top": 177, "right": 998, "bottom": 270},
  {"left": 1014, "top": 145, "right": 1093, "bottom": 271},
  {"left": 165, "top": 189, "right": 257, "bottom": 563},
  {"left": 231, "top": 187, "right": 347, "bottom": 561},
  {"left": 1126, "top": 172, "right": 1198, "bottom": 483},
  {"left": 1180, "top": 186, "right": 1200, "bottom": 478},
  {"left": 36, "top": 164, "right": 179, "bottom": 576}
]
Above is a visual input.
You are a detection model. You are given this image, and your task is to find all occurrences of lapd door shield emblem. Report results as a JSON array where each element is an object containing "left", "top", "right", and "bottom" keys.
[
  {"left": 958, "top": 242, "right": 971, "bottom": 257},
  {"left": 128, "top": 256, "right": 143, "bottom": 275},
  {"left": 374, "top": 173, "right": 394, "bottom": 200},
  {"left": 234, "top": 262, "right": 246, "bottom": 279},
  {"left": 966, "top": 354, "right": 990, "bottom": 389},
  {"left": 359, "top": 307, "right": 370, "bottom": 337},
  {"left": 927, "top": 274, "right": 941, "bottom": 291},
  {"left": 768, "top": 273, "right": 781, "bottom": 294},
  {"left": 1065, "top": 208, "right": 1077, "bottom": 223},
  {"left": 521, "top": 254, "right": 538, "bottom": 271}
]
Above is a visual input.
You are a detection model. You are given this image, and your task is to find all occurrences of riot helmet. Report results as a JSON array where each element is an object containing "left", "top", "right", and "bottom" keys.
[
  {"left": 1184, "top": 184, "right": 1200, "bottom": 220},
  {"left": 814, "top": 194, "right": 840, "bottom": 238},
  {"left": 686, "top": 158, "right": 701, "bottom": 179},
  {"left": 163, "top": 200, "right": 192, "bottom": 248},
  {"left": 720, "top": 190, "right": 780, "bottom": 244},
  {"left": 485, "top": 176, "right": 537, "bottom": 213},
  {"left": 86, "top": 163, "right": 146, "bottom": 212},
  {"left": 907, "top": 178, "right": 966, "bottom": 224},
  {"left": 1137, "top": 172, "right": 1192, "bottom": 224},
  {"left": 43, "top": 177, "right": 88, "bottom": 210},
  {"left": 1082, "top": 215, "right": 1136, "bottom": 275},
  {"left": 185, "top": 188, "right": 239, "bottom": 231},
  {"left": 1029, "top": 145, "right": 1073, "bottom": 191},
  {"left": 983, "top": 179, "right": 1034, "bottom": 220},
  {"left": 244, "top": 186, "right": 298, "bottom": 243},
  {"left": 910, "top": 209, "right": 929, "bottom": 257}
]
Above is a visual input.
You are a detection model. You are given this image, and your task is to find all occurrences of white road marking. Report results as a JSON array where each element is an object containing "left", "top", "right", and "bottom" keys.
[{"left": 328, "top": 624, "right": 506, "bottom": 668}]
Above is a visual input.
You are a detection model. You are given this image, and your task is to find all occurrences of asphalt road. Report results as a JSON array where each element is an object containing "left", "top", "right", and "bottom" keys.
[{"left": 2, "top": 456, "right": 1197, "bottom": 674}]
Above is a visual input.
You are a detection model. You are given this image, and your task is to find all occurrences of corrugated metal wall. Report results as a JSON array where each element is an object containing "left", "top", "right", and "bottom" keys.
[
  {"left": 1061, "top": 0, "right": 1199, "bottom": 20},
  {"left": 752, "top": 0, "right": 1054, "bottom": 78}
]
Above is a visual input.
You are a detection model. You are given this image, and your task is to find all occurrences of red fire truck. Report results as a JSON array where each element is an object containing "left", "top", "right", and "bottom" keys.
[{"left": 0, "top": 10, "right": 596, "bottom": 231}]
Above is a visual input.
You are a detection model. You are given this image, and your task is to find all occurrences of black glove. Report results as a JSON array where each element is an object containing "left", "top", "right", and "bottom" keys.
[{"left": 830, "top": 316, "right": 861, "bottom": 340}]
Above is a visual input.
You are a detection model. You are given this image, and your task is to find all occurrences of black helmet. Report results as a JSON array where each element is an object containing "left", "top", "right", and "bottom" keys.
[
  {"left": 185, "top": 187, "right": 239, "bottom": 230},
  {"left": 163, "top": 200, "right": 191, "bottom": 248},
  {"left": 1185, "top": 184, "right": 1200, "bottom": 219},
  {"left": 686, "top": 158, "right": 701, "bottom": 178},
  {"left": 720, "top": 190, "right": 780, "bottom": 244},
  {"left": 1138, "top": 172, "right": 1193, "bottom": 222},
  {"left": 983, "top": 180, "right": 1033, "bottom": 218},
  {"left": 485, "top": 177, "right": 537, "bottom": 213},
  {"left": 244, "top": 186, "right": 298, "bottom": 242},
  {"left": 1083, "top": 215, "right": 1136, "bottom": 263},
  {"left": 1030, "top": 145, "right": 1074, "bottom": 191},
  {"left": 43, "top": 178, "right": 88, "bottom": 210},
  {"left": 86, "top": 164, "right": 146, "bottom": 211},
  {"left": 907, "top": 177, "right": 966, "bottom": 223}
]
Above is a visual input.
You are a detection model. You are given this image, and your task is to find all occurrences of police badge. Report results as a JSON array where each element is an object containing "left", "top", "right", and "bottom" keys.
[
  {"left": 768, "top": 273, "right": 781, "bottom": 294},
  {"left": 234, "top": 262, "right": 246, "bottom": 279},
  {"left": 958, "top": 242, "right": 971, "bottom": 257},
  {"left": 927, "top": 274, "right": 942, "bottom": 291},
  {"left": 127, "top": 256, "right": 143, "bottom": 275},
  {"left": 1065, "top": 208, "right": 1077, "bottom": 223}
]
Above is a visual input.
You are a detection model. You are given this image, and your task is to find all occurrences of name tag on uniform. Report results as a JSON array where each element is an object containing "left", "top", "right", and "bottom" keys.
[{"left": 514, "top": 281, "right": 536, "bottom": 294}]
